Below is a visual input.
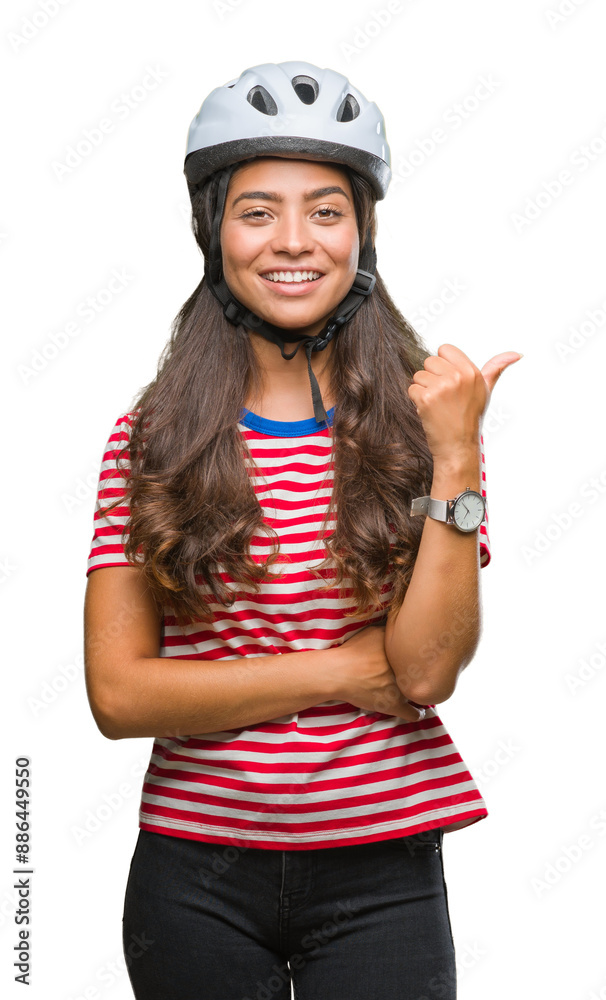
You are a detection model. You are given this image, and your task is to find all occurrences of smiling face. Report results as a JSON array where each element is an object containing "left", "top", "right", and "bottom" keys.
[{"left": 219, "top": 156, "right": 360, "bottom": 342}]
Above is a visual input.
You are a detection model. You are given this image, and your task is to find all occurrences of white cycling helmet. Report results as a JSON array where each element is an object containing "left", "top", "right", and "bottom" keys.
[
  {"left": 183, "top": 61, "right": 392, "bottom": 424},
  {"left": 184, "top": 60, "right": 391, "bottom": 201}
]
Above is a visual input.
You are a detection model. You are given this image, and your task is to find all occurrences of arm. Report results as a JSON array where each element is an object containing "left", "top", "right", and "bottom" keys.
[
  {"left": 384, "top": 443, "right": 483, "bottom": 706},
  {"left": 83, "top": 565, "right": 345, "bottom": 741}
]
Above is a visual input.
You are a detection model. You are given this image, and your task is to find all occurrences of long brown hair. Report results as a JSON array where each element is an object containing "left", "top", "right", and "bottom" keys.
[{"left": 100, "top": 161, "right": 434, "bottom": 627}]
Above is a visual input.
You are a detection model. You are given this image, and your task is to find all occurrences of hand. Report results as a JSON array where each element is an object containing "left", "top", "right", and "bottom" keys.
[
  {"left": 335, "top": 624, "right": 426, "bottom": 723},
  {"left": 408, "top": 344, "right": 523, "bottom": 464}
]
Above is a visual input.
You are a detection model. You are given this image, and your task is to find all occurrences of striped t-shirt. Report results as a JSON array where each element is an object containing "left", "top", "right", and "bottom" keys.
[{"left": 86, "top": 406, "right": 491, "bottom": 850}]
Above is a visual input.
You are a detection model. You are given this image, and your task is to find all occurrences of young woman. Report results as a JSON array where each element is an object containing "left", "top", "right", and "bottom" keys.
[{"left": 84, "top": 61, "right": 521, "bottom": 1000}]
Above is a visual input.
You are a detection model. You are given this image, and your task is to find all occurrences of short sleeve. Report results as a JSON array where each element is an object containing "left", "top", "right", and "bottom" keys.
[
  {"left": 479, "top": 432, "right": 491, "bottom": 568},
  {"left": 86, "top": 413, "right": 135, "bottom": 577}
]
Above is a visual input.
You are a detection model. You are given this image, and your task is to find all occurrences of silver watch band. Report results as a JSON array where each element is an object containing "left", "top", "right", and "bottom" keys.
[{"left": 410, "top": 496, "right": 450, "bottom": 521}]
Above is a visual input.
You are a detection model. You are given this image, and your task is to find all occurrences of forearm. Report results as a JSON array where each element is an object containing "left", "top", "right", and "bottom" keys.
[
  {"left": 385, "top": 445, "right": 484, "bottom": 705},
  {"left": 98, "top": 645, "right": 344, "bottom": 741}
]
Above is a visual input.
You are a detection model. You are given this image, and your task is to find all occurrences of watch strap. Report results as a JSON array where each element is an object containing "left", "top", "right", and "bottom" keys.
[{"left": 410, "top": 496, "right": 449, "bottom": 521}]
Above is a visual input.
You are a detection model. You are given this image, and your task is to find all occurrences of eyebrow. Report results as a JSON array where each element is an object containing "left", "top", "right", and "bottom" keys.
[{"left": 231, "top": 185, "right": 351, "bottom": 208}]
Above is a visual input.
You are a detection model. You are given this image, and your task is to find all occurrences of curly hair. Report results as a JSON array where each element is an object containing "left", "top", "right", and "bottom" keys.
[{"left": 99, "top": 161, "right": 435, "bottom": 628}]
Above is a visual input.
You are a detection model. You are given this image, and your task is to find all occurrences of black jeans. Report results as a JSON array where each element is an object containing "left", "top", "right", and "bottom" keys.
[{"left": 122, "top": 826, "right": 457, "bottom": 1000}]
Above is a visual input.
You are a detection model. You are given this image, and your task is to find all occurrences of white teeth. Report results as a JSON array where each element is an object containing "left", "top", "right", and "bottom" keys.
[{"left": 262, "top": 270, "right": 322, "bottom": 283}]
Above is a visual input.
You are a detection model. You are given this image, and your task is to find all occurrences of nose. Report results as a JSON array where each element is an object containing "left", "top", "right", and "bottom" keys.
[{"left": 269, "top": 210, "right": 316, "bottom": 256}]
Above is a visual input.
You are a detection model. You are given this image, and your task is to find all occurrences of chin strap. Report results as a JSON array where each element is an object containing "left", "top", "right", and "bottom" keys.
[{"left": 203, "top": 164, "right": 377, "bottom": 424}]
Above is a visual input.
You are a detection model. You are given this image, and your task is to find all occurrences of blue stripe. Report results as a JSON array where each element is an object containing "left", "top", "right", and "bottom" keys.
[{"left": 238, "top": 406, "right": 335, "bottom": 437}]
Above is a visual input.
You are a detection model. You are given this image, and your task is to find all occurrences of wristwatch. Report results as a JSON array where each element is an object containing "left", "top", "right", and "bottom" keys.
[{"left": 410, "top": 487, "right": 486, "bottom": 533}]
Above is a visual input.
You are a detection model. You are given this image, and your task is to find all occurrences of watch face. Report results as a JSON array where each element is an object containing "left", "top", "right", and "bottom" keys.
[{"left": 453, "top": 491, "right": 485, "bottom": 531}]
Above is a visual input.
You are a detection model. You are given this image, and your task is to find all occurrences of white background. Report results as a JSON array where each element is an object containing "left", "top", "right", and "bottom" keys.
[{"left": 2, "top": 0, "right": 605, "bottom": 997}]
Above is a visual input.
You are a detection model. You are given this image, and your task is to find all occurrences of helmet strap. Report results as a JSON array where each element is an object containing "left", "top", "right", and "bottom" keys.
[{"left": 204, "top": 164, "right": 377, "bottom": 424}]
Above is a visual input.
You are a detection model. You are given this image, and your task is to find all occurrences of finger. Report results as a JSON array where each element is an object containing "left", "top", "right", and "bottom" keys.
[
  {"left": 435, "top": 343, "right": 478, "bottom": 374},
  {"left": 481, "top": 352, "right": 523, "bottom": 393},
  {"left": 421, "top": 353, "right": 466, "bottom": 376},
  {"left": 409, "top": 371, "right": 435, "bottom": 388},
  {"left": 438, "top": 344, "right": 481, "bottom": 378},
  {"left": 403, "top": 702, "right": 426, "bottom": 723},
  {"left": 408, "top": 383, "right": 433, "bottom": 406}
]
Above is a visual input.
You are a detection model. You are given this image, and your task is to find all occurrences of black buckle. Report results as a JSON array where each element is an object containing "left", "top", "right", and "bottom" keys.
[
  {"left": 325, "top": 316, "right": 348, "bottom": 339},
  {"left": 224, "top": 300, "right": 241, "bottom": 323},
  {"left": 352, "top": 269, "right": 376, "bottom": 296},
  {"left": 314, "top": 334, "right": 333, "bottom": 350}
]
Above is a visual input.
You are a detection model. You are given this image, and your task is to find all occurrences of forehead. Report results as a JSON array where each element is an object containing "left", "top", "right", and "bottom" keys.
[{"left": 229, "top": 156, "right": 352, "bottom": 194}]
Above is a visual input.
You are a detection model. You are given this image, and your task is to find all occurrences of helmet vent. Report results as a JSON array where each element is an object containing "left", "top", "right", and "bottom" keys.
[
  {"left": 336, "top": 94, "right": 360, "bottom": 122},
  {"left": 247, "top": 85, "right": 278, "bottom": 115},
  {"left": 291, "top": 75, "right": 319, "bottom": 105}
]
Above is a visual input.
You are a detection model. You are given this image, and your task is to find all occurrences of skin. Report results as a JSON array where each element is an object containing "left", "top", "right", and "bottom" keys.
[
  {"left": 219, "top": 156, "right": 359, "bottom": 419},
  {"left": 385, "top": 343, "right": 524, "bottom": 704},
  {"left": 219, "top": 153, "right": 526, "bottom": 705},
  {"left": 84, "top": 168, "right": 525, "bottom": 745}
]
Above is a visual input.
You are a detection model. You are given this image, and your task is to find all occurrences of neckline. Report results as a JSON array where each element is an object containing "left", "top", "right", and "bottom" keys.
[{"left": 238, "top": 406, "right": 335, "bottom": 438}]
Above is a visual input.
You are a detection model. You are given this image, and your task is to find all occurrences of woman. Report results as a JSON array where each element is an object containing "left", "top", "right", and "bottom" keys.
[{"left": 84, "top": 61, "right": 521, "bottom": 1000}]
